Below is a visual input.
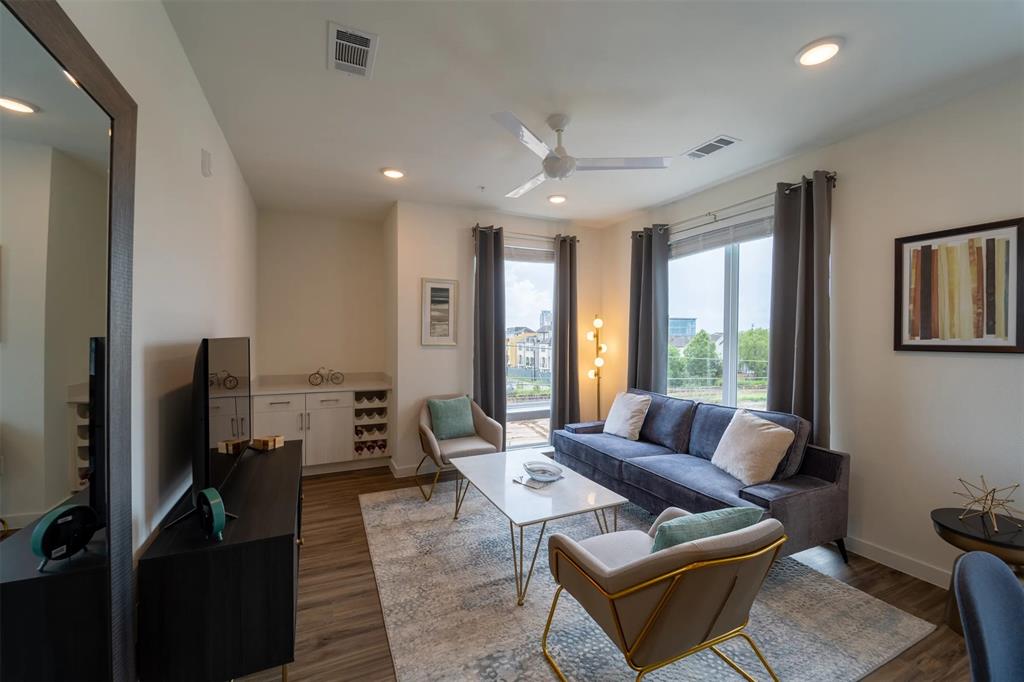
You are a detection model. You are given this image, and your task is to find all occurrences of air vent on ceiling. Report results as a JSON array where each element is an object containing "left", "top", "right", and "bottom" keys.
[
  {"left": 327, "top": 22, "right": 378, "bottom": 78},
  {"left": 684, "top": 135, "right": 740, "bottom": 160}
]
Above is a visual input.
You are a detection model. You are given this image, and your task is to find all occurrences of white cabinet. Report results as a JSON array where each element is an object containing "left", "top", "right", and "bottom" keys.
[
  {"left": 304, "top": 405, "right": 354, "bottom": 466},
  {"left": 253, "top": 391, "right": 357, "bottom": 468},
  {"left": 210, "top": 397, "right": 248, "bottom": 444}
]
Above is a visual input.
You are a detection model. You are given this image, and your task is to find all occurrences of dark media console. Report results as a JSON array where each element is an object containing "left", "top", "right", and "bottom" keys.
[{"left": 138, "top": 441, "right": 303, "bottom": 681}]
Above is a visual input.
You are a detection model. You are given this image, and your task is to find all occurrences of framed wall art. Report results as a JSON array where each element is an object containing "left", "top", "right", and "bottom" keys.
[
  {"left": 421, "top": 278, "right": 458, "bottom": 346},
  {"left": 894, "top": 217, "right": 1022, "bottom": 353}
]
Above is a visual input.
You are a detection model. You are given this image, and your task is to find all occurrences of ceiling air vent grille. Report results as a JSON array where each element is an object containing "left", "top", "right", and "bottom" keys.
[
  {"left": 327, "top": 22, "right": 378, "bottom": 78},
  {"left": 684, "top": 135, "right": 740, "bottom": 160}
]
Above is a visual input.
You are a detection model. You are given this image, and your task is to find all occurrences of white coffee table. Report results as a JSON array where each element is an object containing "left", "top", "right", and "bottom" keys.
[{"left": 451, "top": 449, "right": 628, "bottom": 605}]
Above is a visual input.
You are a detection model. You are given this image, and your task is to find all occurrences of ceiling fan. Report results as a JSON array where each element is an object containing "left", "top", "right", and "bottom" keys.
[{"left": 492, "top": 112, "right": 673, "bottom": 198}]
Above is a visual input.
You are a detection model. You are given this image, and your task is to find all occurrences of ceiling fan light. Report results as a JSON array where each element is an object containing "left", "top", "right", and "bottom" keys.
[
  {"left": 548, "top": 195, "right": 566, "bottom": 205},
  {"left": 381, "top": 168, "right": 405, "bottom": 179}
]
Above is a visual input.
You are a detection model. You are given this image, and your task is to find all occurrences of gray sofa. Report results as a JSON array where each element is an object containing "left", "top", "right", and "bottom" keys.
[{"left": 551, "top": 389, "right": 850, "bottom": 558}]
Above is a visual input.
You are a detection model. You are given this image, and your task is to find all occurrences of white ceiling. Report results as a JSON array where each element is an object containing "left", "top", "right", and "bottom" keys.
[
  {"left": 164, "top": 1, "right": 1024, "bottom": 226},
  {"left": 1, "top": 5, "right": 111, "bottom": 168}
]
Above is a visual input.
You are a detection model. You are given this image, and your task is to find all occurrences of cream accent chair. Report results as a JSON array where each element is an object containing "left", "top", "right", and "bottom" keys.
[
  {"left": 543, "top": 508, "right": 786, "bottom": 681},
  {"left": 416, "top": 394, "right": 503, "bottom": 508}
]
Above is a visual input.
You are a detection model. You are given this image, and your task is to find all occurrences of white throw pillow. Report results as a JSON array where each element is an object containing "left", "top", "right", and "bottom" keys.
[
  {"left": 603, "top": 392, "right": 652, "bottom": 440},
  {"left": 710, "top": 410, "right": 795, "bottom": 486}
]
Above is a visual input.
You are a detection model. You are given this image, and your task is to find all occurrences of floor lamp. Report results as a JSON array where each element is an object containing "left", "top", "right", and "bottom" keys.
[{"left": 586, "top": 315, "right": 606, "bottom": 417}]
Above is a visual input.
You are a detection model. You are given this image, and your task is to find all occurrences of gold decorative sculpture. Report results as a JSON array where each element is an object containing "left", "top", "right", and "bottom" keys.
[{"left": 954, "top": 476, "right": 1023, "bottom": 532}]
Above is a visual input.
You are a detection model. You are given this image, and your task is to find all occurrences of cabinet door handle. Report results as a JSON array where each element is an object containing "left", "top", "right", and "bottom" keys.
[
  {"left": 306, "top": 412, "right": 311, "bottom": 430},
  {"left": 269, "top": 401, "right": 291, "bottom": 406},
  {"left": 240, "top": 417, "right": 246, "bottom": 435},
  {"left": 298, "top": 413, "right": 303, "bottom": 431},
  {"left": 320, "top": 398, "right": 339, "bottom": 404},
  {"left": 231, "top": 417, "right": 237, "bottom": 437}
]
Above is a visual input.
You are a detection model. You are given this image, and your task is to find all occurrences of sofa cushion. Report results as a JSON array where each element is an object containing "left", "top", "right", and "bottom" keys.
[
  {"left": 623, "top": 454, "right": 759, "bottom": 511},
  {"left": 629, "top": 389, "right": 696, "bottom": 452},
  {"left": 689, "top": 403, "right": 810, "bottom": 479},
  {"left": 552, "top": 430, "right": 672, "bottom": 479}
]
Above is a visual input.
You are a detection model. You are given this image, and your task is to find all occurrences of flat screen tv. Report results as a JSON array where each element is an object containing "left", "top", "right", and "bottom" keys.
[
  {"left": 88, "top": 336, "right": 106, "bottom": 526},
  {"left": 190, "top": 337, "right": 252, "bottom": 507}
]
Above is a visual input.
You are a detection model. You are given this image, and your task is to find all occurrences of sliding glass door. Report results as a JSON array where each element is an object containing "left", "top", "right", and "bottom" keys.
[{"left": 504, "top": 249, "right": 554, "bottom": 448}]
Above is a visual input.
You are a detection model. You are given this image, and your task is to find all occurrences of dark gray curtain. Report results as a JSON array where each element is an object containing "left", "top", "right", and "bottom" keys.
[
  {"left": 550, "top": 235, "right": 580, "bottom": 435},
  {"left": 472, "top": 225, "right": 506, "bottom": 443},
  {"left": 627, "top": 225, "right": 669, "bottom": 394},
  {"left": 767, "top": 171, "right": 833, "bottom": 446}
]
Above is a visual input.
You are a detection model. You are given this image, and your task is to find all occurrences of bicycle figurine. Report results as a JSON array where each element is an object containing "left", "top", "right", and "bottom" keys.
[
  {"left": 208, "top": 370, "right": 239, "bottom": 390},
  {"left": 308, "top": 367, "right": 345, "bottom": 386}
]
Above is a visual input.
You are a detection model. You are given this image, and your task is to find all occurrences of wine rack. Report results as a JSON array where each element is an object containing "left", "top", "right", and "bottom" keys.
[{"left": 353, "top": 390, "right": 388, "bottom": 458}]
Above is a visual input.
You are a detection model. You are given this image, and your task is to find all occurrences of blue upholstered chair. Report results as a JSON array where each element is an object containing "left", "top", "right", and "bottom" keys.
[{"left": 953, "top": 551, "right": 1024, "bottom": 681}]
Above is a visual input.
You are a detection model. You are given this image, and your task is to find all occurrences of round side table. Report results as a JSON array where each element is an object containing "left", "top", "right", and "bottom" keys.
[{"left": 931, "top": 507, "right": 1024, "bottom": 634}]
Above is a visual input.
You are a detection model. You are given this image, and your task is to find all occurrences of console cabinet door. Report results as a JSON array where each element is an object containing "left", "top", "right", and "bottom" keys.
[
  {"left": 304, "top": 406, "right": 354, "bottom": 466},
  {"left": 209, "top": 397, "right": 238, "bottom": 444}
]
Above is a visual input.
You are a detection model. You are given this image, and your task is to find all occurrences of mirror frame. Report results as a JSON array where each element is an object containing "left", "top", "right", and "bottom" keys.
[{"left": 2, "top": 1, "right": 136, "bottom": 679}]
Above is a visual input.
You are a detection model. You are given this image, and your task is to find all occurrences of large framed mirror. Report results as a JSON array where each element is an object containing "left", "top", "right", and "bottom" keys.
[{"left": 0, "top": 1, "right": 135, "bottom": 679}]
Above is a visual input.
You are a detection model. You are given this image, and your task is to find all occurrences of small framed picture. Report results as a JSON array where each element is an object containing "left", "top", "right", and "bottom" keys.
[
  {"left": 421, "top": 278, "right": 458, "bottom": 346},
  {"left": 894, "top": 217, "right": 1022, "bottom": 353}
]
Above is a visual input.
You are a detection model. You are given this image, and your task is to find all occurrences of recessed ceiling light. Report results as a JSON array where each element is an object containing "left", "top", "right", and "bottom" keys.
[
  {"left": 548, "top": 195, "right": 567, "bottom": 205},
  {"left": 381, "top": 168, "right": 404, "bottom": 179},
  {"left": 63, "top": 70, "right": 80, "bottom": 88},
  {"left": 796, "top": 37, "right": 844, "bottom": 66},
  {"left": 0, "top": 97, "right": 36, "bottom": 114}
]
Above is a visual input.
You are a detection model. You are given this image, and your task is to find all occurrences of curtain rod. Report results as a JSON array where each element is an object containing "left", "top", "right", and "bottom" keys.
[
  {"left": 663, "top": 171, "right": 837, "bottom": 234},
  {"left": 485, "top": 229, "right": 582, "bottom": 245}
]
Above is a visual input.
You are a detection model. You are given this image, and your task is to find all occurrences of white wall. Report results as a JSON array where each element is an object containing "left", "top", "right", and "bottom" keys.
[
  {"left": 599, "top": 78, "right": 1024, "bottom": 585},
  {"left": 43, "top": 150, "right": 108, "bottom": 506},
  {"left": 388, "top": 201, "right": 602, "bottom": 477},
  {"left": 255, "top": 211, "right": 386, "bottom": 376},
  {"left": 60, "top": 0, "right": 258, "bottom": 552},
  {"left": 0, "top": 140, "right": 52, "bottom": 523}
]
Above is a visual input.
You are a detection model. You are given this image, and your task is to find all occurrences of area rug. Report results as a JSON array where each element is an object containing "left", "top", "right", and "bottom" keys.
[{"left": 360, "top": 482, "right": 934, "bottom": 681}]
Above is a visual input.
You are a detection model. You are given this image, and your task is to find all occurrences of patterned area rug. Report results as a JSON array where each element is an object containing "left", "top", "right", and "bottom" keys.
[{"left": 360, "top": 482, "right": 934, "bottom": 681}]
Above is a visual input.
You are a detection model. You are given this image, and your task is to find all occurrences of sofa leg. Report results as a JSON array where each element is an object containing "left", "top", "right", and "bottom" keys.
[{"left": 835, "top": 539, "right": 849, "bottom": 564}]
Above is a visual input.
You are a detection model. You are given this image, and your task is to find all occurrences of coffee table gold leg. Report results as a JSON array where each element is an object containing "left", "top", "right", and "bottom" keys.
[{"left": 509, "top": 520, "right": 547, "bottom": 606}]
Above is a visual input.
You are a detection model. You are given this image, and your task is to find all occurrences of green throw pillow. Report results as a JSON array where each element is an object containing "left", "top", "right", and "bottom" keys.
[
  {"left": 650, "top": 507, "right": 764, "bottom": 553},
  {"left": 427, "top": 396, "right": 476, "bottom": 441}
]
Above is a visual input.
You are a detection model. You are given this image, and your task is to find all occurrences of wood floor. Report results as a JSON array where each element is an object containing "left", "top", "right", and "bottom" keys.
[{"left": 245, "top": 467, "right": 970, "bottom": 682}]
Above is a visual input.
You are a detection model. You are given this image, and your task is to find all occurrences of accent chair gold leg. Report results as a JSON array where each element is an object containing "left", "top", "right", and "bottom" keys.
[
  {"left": 415, "top": 455, "right": 441, "bottom": 501},
  {"left": 737, "top": 632, "right": 780, "bottom": 682},
  {"left": 541, "top": 585, "right": 569, "bottom": 682},
  {"left": 709, "top": 645, "right": 757, "bottom": 682}
]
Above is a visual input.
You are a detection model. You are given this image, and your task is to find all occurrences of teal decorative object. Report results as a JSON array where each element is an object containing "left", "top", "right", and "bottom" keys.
[
  {"left": 651, "top": 507, "right": 764, "bottom": 553},
  {"left": 427, "top": 396, "right": 476, "bottom": 440},
  {"left": 30, "top": 504, "right": 99, "bottom": 571},
  {"left": 198, "top": 488, "right": 227, "bottom": 541}
]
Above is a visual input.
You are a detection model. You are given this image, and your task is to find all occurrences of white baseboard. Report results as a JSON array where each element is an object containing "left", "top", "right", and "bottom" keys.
[
  {"left": 389, "top": 459, "right": 421, "bottom": 479},
  {"left": 303, "top": 457, "right": 391, "bottom": 477},
  {"left": 845, "top": 535, "right": 950, "bottom": 588}
]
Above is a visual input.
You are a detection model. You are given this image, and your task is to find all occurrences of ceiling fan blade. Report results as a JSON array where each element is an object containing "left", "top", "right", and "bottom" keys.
[
  {"left": 576, "top": 157, "right": 673, "bottom": 171},
  {"left": 492, "top": 112, "right": 552, "bottom": 160},
  {"left": 505, "top": 171, "right": 547, "bottom": 198}
]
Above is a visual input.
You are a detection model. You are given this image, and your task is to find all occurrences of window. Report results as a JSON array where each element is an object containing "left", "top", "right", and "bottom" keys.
[
  {"left": 504, "top": 244, "right": 554, "bottom": 448},
  {"left": 667, "top": 213, "right": 773, "bottom": 409}
]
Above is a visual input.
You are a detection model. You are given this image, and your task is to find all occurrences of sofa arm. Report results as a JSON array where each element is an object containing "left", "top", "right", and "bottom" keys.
[
  {"left": 798, "top": 445, "right": 850, "bottom": 488},
  {"left": 740, "top": 473, "right": 848, "bottom": 556},
  {"left": 563, "top": 421, "right": 604, "bottom": 434}
]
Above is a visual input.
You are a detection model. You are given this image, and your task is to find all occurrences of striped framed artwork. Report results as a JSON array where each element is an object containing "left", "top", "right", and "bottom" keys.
[{"left": 895, "top": 217, "right": 1023, "bottom": 353}]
